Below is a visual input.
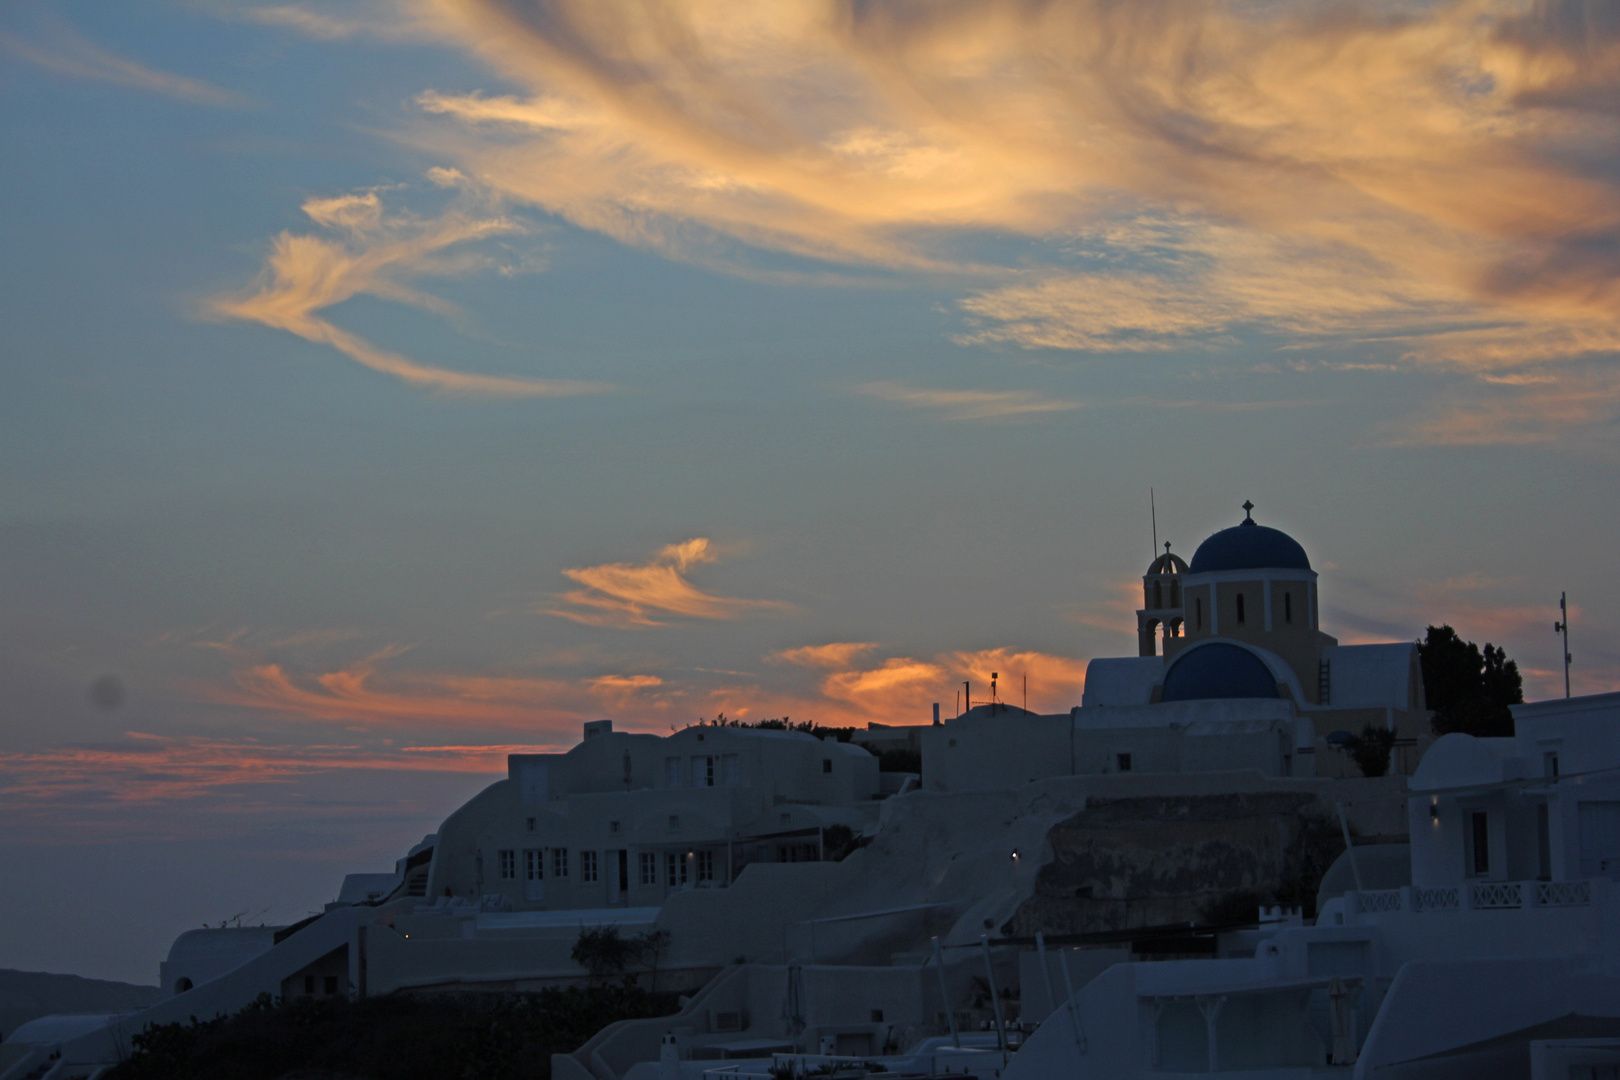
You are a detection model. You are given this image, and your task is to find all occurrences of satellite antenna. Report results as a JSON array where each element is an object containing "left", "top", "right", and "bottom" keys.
[{"left": 1554, "top": 593, "right": 1572, "bottom": 698}]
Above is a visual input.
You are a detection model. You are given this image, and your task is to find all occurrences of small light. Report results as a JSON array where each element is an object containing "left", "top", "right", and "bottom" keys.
[
  {"left": 1429, "top": 802, "right": 1439, "bottom": 822},
  {"left": 1010, "top": 849, "right": 1020, "bottom": 862}
]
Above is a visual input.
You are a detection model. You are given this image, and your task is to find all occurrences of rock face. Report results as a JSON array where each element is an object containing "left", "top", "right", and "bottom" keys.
[
  {"left": 1005, "top": 791, "right": 1343, "bottom": 936},
  {"left": 0, "top": 969, "right": 160, "bottom": 1042}
]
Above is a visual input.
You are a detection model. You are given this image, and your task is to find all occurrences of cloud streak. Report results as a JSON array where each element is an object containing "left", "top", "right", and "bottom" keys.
[
  {"left": 547, "top": 538, "right": 791, "bottom": 628},
  {"left": 857, "top": 381, "right": 1081, "bottom": 420},
  {"left": 0, "top": 23, "right": 247, "bottom": 107},
  {"left": 386, "top": 0, "right": 1620, "bottom": 439},
  {"left": 211, "top": 183, "right": 611, "bottom": 396}
]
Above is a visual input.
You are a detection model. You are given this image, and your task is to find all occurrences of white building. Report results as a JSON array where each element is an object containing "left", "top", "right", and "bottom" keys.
[
  {"left": 417, "top": 721, "right": 886, "bottom": 912},
  {"left": 1005, "top": 690, "right": 1620, "bottom": 1080}
]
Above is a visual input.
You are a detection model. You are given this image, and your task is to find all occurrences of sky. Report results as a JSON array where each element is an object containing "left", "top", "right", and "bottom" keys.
[{"left": 1, "top": 0, "right": 1618, "bottom": 985}]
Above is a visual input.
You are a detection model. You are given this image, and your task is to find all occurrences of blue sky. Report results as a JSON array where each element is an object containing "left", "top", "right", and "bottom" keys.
[{"left": 2, "top": 0, "right": 1618, "bottom": 983}]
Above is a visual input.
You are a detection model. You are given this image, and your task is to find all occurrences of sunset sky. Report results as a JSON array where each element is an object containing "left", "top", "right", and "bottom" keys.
[{"left": 3, "top": 0, "right": 1619, "bottom": 983}]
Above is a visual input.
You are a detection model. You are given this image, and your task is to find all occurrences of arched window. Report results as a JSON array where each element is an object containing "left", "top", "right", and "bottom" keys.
[
  {"left": 1236, "top": 593, "right": 1246, "bottom": 623},
  {"left": 175, "top": 977, "right": 193, "bottom": 994},
  {"left": 1284, "top": 592, "right": 1292, "bottom": 624},
  {"left": 1169, "top": 580, "right": 1180, "bottom": 606},
  {"left": 1153, "top": 581, "right": 1163, "bottom": 609}
]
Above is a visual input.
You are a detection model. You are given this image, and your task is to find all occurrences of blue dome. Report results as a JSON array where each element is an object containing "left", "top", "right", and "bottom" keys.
[
  {"left": 1188, "top": 519, "right": 1310, "bottom": 574},
  {"left": 1161, "top": 643, "right": 1281, "bottom": 702}
]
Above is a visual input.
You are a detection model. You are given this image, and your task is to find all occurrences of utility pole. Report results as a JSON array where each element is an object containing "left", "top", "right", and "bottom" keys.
[{"left": 1555, "top": 593, "right": 1572, "bottom": 699}]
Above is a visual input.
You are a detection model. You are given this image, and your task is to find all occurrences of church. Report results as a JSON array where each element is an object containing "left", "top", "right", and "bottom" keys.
[{"left": 922, "top": 504, "right": 1432, "bottom": 791}]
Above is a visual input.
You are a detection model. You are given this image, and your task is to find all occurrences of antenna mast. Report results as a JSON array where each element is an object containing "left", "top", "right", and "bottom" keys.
[
  {"left": 1150, "top": 488, "right": 1158, "bottom": 563},
  {"left": 1555, "top": 592, "right": 1572, "bottom": 699}
]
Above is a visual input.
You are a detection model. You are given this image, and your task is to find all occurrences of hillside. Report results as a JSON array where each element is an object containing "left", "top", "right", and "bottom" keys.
[{"left": 0, "top": 969, "right": 161, "bottom": 1042}]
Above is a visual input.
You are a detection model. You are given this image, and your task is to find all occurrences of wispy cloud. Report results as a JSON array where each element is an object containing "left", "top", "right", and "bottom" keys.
[
  {"left": 210, "top": 182, "right": 611, "bottom": 396},
  {"left": 0, "top": 734, "right": 543, "bottom": 806},
  {"left": 386, "top": 0, "right": 1620, "bottom": 440},
  {"left": 0, "top": 23, "right": 247, "bottom": 107},
  {"left": 857, "top": 381, "right": 1081, "bottom": 421},
  {"left": 769, "top": 642, "right": 878, "bottom": 669},
  {"left": 547, "top": 538, "right": 791, "bottom": 628}
]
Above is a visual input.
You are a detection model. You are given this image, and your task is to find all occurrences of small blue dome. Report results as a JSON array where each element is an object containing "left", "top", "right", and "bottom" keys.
[
  {"left": 1188, "top": 518, "right": 1310, "bottom": 574},
  {"left": 1161, "top": 643, "right": 1281, "bottom": 702}
]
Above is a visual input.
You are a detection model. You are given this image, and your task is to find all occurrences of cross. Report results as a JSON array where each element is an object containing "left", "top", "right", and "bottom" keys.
[{"left": 1242, "top": 500, "right": 1255, "bottom": 522}]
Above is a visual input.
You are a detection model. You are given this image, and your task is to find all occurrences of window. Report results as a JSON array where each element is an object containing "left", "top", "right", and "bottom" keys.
[
  {"left": 622, "top": 752, "right": 633, "bottom": 786},
  {"left": 1284, "top": 592, "right": 1292, "bottom": 624},
  {"left": 324, "top": 975, "right": 339, "bottom": 995},
  {"left": 871, "top": 1009, "right": 884, "bottom": 1023},
  {"left": 668, "top": 814, "right": 680, "bottom": 832},
  {"left": 498, "top": 849, "right": 516, "bottom": 880},
  {"left": 1578, "top": 801, "right": 1620, "bottom": 878},
  {"left": 1169, "top": 580, "right": 1180, "bottom": 607},
  {"left": 304, "top": 975, "right": 315, "bottom": 994},
  {"left": 524, "top": 849, "right": 543, "bottom": 882},
  {"left": 665, "top": 757, "right": 682, "bottom": 787},
  {"left": 1545, "top": 752, "right": 1560, "bottom": 778},
  {"left": 697, "top": 850, "right": 714, "bottom": 882},
  {"left": 552, "top": 848, "right": 569, "bottom": 878},
  {"left": 1236, "top": 593, "right": 1246, "bottom": 623},
  {"left": 640, "top": 852, "right": 657, "bottom": 886},
  {"left": 1469, "top": 811, "right": 1490, "bottom": 876},
  {"left": 1116, "top": 753, "right": 1133, "bottom": 773},
  {"left": 721, "top": 754, "right": 740, "bottom": 786},
  {"left": 610, "top": 820, "right": 622, "bottom": 834},
  {"left": 581, "top": 850, "right": 598, "bottom": 883},
  {"left": 526, "top": 817, "right": 536, "bottom": 833},
  {"left": 822, "top": 758, "right": 833, "bottom": 774},
  {"left": 1152, "top": 580, "right": 1163, "bottom": 609},
  {"left": 693, "top": 755, "right": 715, "bottom": 788},
  {"left": 666, "top": 852, "right": 687, "bottom": 886}
]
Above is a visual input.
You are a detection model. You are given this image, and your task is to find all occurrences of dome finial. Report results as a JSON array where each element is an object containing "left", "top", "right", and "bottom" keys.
[{"left": 1241, "top": 499, "right": 1255, "bottom": 525}]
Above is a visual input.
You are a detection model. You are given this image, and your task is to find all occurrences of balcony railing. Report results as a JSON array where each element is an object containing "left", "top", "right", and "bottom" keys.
[
  {"left": 1345, "top": 880, "right": 1595, "bottom": 916},
  {"left": 1413, "top": 886, "right": 1459, "bottom": 911}
]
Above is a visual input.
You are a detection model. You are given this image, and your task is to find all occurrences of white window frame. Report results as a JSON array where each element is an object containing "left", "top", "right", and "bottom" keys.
[
  {"left": 581, "top": 850, "right": 598, "bottom": 883},
  {"left": 498, "top": 849, "right": 516, "bottom": 880},
  {"left": 640, "top": 852, "right": 657, "bottom": 886},
  {"left": 552, "top": 848, "right": 569, "bottom": 878}
]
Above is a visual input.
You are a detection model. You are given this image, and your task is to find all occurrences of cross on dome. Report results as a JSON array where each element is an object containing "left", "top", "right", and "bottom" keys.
[{"left": 1242, "top": 499, "right": 1255, "bottom": 524}]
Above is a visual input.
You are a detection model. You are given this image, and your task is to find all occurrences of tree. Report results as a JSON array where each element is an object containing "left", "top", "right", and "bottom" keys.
[
  {"left": 1417, "top": 625, "right": 1523, "bottom": 738},
  {"left": 1345, "top": 725, "right": 1395, "bottom": 777}
]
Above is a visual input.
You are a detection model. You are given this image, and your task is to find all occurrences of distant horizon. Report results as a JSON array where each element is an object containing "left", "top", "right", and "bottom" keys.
[{"left": 4, "top": 0, "right": 1618, "bottom": 985}]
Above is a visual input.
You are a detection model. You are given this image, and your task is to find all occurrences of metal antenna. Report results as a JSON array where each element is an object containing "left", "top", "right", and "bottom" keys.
[
  {"left": 1555, "top": 593, "right": 1572, "bottom": 699},
  {"left": 1150, "top": 488, "right": 1158, "bottom": 563}
]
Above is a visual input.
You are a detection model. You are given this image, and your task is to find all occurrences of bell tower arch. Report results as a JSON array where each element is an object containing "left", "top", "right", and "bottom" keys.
[{"left": 1136, "top": 542, "right": 1187, "bottom": 656}]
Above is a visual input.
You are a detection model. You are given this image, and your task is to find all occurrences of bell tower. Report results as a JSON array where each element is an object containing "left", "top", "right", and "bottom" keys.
[{"left": 1137, "top": 542, "right": 1187, "bottom": 656}]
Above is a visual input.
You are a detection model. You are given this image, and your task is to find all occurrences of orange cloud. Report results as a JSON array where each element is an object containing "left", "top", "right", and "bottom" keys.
[
  {"left": 547, "top": 538, "right": 791, "bottom": 628},
  {"left": 196, "top": 654, "right": 586, "bottom": 730},
  {"left": 769, "top": 642, "right": 878, "bottom": 668},
  {"left": 385, "top": 0, "right": 1620, "bottom": 440},
  {"left": 210, "top": 183, "right": 612, "bottom": 396}
]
